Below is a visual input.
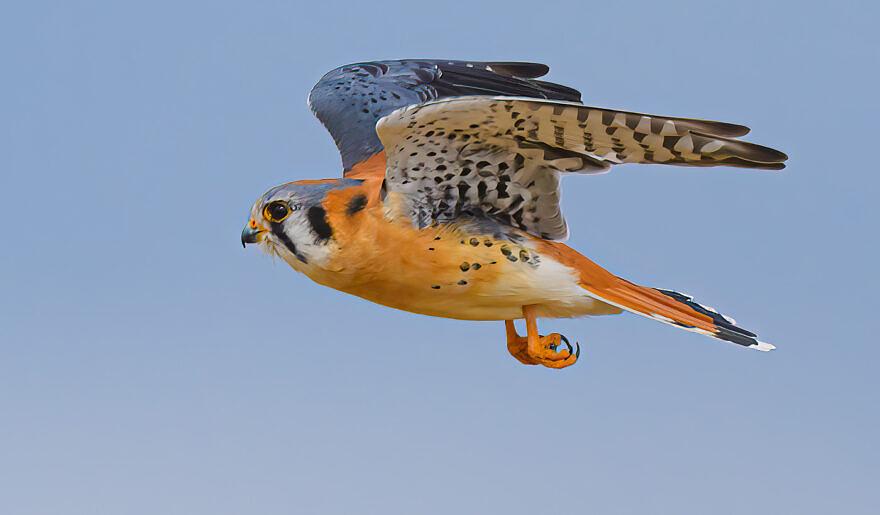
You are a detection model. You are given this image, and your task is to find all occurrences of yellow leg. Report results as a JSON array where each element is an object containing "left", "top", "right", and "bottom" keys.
[{"left": 505, "top": 305, "right": 580, "bottom": 369}]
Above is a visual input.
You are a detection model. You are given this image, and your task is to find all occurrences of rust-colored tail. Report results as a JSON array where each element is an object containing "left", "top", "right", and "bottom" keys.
[{"left": 538, "top": 241, "right": 774, "bottom": 351}]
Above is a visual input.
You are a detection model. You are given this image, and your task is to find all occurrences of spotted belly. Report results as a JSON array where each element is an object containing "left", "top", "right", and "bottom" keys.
[{"left": 324, "top": 229, "right": 619, "bottom": 321}]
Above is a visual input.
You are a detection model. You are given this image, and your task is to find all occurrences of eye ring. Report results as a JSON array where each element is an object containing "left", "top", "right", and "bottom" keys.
[{"left": 264, "top": 201, "right": 291, "bottom": 223}]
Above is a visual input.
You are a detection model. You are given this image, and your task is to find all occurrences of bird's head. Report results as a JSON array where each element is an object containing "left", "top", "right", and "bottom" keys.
[{"left": 241, "top": 180, "right": 346, "bottom": 267}]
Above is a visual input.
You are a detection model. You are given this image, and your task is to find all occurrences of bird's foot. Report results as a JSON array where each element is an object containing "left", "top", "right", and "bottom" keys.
[{"left": 505, "top": 320, "right": 580, "bottom": 369}]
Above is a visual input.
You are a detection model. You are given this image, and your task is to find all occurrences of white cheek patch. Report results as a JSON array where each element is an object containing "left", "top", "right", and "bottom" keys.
[{"left": 279, "top": 216, "right": 334, "bottom": 267}]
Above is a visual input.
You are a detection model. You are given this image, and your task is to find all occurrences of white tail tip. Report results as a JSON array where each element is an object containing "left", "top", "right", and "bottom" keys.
[{"left": 752, "top": 341, "right": 776, "bottom": 352}]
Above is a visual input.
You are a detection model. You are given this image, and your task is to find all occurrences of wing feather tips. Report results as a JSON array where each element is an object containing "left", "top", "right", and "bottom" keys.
[
  {"left": 417, "top": 96, "right": 785, "bottom": 171},
  {"left": 482, "top": 61, "right": 550, "bottom": 78},
  {"left": 703, "top": 121, "right": 751, "bottom": 138},
  {"left": 689, "top": 131, "right": 788, "bottom": 169}
]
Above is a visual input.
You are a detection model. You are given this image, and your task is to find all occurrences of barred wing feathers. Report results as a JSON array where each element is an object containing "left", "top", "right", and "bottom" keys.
[{"left": 377, "top": 96, "right": 786, "bottom": 239}]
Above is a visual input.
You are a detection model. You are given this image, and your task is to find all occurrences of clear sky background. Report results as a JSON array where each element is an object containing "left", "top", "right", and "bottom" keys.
[{"left": 2, "top": 1, "right": 877, "bottom": 513}]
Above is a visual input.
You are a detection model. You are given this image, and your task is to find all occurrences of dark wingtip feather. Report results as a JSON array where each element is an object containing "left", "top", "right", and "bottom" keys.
[
  {"left": 734, "top": 141, "right": 789, "bottom": 164},
  {"left": 690, "top": 131, "right": 788, "bottom": 169},
  {"left": 434, "top": 62, "right": 582, "bottom": 103},
  {"left": 531, "top": 79, "right": 583, "bottom": 102},
  {"left": 484, "top": 62, "right": 550, "bottom": 78},
  {"left": 707, "top": 121, "right": 751, "bottom": 138}
]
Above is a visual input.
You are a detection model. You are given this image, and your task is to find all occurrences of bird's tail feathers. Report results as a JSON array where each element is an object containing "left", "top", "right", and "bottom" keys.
[{"left": 539, "top": 241, "right": 774, "bottom": 351}]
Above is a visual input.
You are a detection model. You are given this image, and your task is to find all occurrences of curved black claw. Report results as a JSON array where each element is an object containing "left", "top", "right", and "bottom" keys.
[{"left": 559, "top": 334, "right": 574, "bottom": 356}]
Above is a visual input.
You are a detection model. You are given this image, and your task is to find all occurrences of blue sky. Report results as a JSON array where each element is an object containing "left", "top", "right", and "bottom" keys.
[{"left": 2, "top": 1, "right": 877, "bottom": 513}]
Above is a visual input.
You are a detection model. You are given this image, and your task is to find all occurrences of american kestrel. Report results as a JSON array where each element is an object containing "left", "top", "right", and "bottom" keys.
[{"left": 241, "top": 60, "right": 787, "bottom": 369}]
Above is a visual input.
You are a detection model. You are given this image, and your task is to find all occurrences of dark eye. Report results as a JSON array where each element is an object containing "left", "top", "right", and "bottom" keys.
[{"left": 264, "top": 201, "right": 291, "bottom": 222}]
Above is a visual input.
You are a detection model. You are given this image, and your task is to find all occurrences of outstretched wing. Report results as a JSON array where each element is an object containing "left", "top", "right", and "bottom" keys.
[
  {"left": 308, "top": 60, "right": 582, "bottom": 172},
  {"left": 376, "top": 96, "right": 787, "bottom": 240}
]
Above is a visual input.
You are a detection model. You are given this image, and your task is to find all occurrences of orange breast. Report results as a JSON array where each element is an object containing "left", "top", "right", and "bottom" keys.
[{"left": 280, "top": 180, "right": 611, "bottom": 320}]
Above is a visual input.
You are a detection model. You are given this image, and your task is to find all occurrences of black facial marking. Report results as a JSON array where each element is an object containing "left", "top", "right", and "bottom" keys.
[
  {"left": 270, "top": 222, "right": 308, "bottom": 264},
  {"left": 306, "top": 206, "right": 333, "bottom": 241},
  {"left": 346, "top": 194, "right": 368, "bottom": 216}
]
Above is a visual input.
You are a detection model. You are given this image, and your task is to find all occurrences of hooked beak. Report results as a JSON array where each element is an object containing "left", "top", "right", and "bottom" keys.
[{"left": 241, "top": 219, "right": 266, "bottom": 248}]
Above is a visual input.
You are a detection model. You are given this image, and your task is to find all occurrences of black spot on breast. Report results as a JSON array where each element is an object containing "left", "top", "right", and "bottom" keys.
[
  {"left": 431, "top": 285, "right": 441, "bottom": 289},
  {"left": 457, "top": 280, "right": 468, "bottom": 286},
  {"left": 460, "top": 262, "right": 470, "bottom": 271},
  {"left": 346, "top": 194, "right": 368, "bottom": 216},
  {"left": 306, "top": 206, "right": 333, "bottom": 241}
]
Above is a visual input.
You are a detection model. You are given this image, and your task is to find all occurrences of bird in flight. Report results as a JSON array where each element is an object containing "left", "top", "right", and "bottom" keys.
[{"left": 241, "top": 60, "right": 787, "bottom": 369}]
